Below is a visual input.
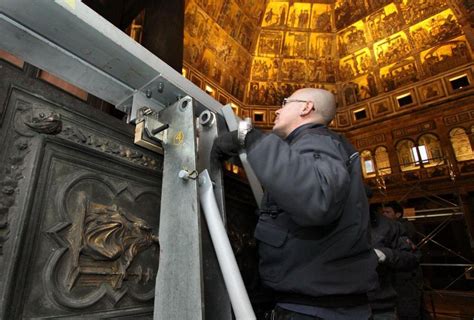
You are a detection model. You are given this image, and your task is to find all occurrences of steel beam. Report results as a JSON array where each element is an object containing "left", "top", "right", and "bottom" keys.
[{"left": 0, "top": 0, "right": 222, "bottom": 121}]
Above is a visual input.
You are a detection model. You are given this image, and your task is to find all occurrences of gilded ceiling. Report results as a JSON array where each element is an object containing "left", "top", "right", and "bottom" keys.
[{"left": 183, "top": 0, "right": 474, "bottom": 111}]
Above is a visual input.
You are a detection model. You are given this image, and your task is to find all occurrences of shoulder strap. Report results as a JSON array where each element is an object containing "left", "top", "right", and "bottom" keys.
[{"left": 304, "top": 126, "right": 359, "bottom": 171}]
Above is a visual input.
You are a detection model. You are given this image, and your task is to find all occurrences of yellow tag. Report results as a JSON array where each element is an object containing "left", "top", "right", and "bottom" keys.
[
  {"left": 63, "top": 0, "right": 76, "bottom": 9},
  {"left": 174, "top": 131, "right": 184, "bottom": 145}
]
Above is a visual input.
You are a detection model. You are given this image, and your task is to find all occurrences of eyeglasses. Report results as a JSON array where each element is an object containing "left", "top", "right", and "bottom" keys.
[{"left": 281, "top": 98, "right": 315, "bottom": 110}]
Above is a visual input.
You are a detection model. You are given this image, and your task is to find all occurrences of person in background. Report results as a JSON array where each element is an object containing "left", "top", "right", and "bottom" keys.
[
  {"left": 382, "top": 202, "right": 418, "bottom": 242},
  {"left": 367, "top": 197, "right": 419, "bottom": 320},
  {"left": 212, "top": 88, "right": 378, "bottom": 319},
  {"left": 383, "top": 202, "right": 426, "bottom": 320}
]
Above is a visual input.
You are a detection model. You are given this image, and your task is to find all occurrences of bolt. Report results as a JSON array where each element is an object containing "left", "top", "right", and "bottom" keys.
[
  {"left": 157, "top": 82, "right": 164, "bottom": 93},
  {"left": 199, "top": 110, "right": 214, "bottom": 127},
  {"left": 142, "top": 107, "right": 153, "bottom": 115},
  {"left": 178, "top": 169, "right": 198, "bottom": 181},
  {"left": 178, "top": 170, "right": 189, "bottom": 181},
  {"left": 151, "top": 123, "right": 169, "bottom": 135},
  {"left": 179, "top": 99, "right": 189, "bottom": 112}
]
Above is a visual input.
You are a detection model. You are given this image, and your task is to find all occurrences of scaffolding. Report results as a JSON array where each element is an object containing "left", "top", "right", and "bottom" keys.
[{"left": 370, "top": 158, "right": 474, "bottom": 318}]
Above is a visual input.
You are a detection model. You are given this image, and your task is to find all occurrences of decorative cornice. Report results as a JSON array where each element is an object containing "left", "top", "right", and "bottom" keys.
[
  {"left": 14, "top": 96, "right": 162, "bottom": 171},
  {"left": 60, "top": 125, "right": 161, "bottom": 171},
  {"left": 356, "top": 133, "right": 386, "bottom": 149},
  {"left": 443, "top": 109, "right": 474, "bottom": 126},
  {"left": 0, "top": 137, "right": 30, "bottom": 256},
  {"left": 24, "top": 112, "right": 62, "bottom": 135},
  {"left": 392, "top": 120, "right": 436, "bottom": 139}
]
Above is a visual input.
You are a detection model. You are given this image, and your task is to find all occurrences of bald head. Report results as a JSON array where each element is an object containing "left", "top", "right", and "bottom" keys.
[
  {"left": 294, "top": 88, "right": 336, "bottom": 125},
  {"left": 273, "top": 88, "right": 337, "bottom": 138}
]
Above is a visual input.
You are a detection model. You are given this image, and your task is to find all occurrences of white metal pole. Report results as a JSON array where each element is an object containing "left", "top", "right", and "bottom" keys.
[
  {"left": 220, "top": 105, "right": 263, "bottom": 208},
  {"left": 198, "top": 170, "right": 256, "bottom": 320}
]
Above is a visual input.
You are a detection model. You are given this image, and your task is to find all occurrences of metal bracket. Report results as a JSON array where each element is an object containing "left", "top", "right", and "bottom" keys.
[
  {"left": 134, "top": 106, "right": 169, "bottom": 154},
  {"left": 123, "top": 78, "right": 167, "bottom": 124}
]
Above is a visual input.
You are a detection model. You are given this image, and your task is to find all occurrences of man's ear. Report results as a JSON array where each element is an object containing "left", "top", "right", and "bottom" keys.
[{"left": 300, "top": 101, "right": 314, "bottom": 116}]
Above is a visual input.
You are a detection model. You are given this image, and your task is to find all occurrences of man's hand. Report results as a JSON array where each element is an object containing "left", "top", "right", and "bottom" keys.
[
  {"left": 211, "top": 130, "right": 240, "bottom": 163},
  {"left": 374, "top": 248, "right": 386, "bottom": 263}
]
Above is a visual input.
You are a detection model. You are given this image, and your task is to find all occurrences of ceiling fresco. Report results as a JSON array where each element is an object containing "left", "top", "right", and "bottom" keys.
[{"left": 183, "top": 0, "right": 474, "bottom": 112}]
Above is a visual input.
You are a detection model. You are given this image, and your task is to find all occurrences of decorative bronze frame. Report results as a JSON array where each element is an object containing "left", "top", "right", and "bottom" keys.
[
  {"left": 370, "top": 97, "right": 393, "bottom": 117},
  {"left": 336, "top": 111, "right": 351, "bottom": 127},
  {"left": 417, "top": 80, "right": 446, "bottom": 103}
]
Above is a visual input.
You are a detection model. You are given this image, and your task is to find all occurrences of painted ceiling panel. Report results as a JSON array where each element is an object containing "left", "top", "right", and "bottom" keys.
[{"left": 183, "top": 0, "right": 474, "bottom": 113}]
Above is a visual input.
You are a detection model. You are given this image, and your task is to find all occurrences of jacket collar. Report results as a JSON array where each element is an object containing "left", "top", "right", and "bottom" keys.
[{"left": 285, "top": 123, "right": 325, "bottom": 144}]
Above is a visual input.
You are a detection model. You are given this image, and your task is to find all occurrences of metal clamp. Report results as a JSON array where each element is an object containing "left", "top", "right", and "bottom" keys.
[
  {"left": 144, "top": 115, "right": 169, "bottom": 143},
  {"left": 178, "top": 169, "right": 198, "bottom": 181},
  {"left": 133, "top": 107, "right": 168, "bottom": 153},
  {"left": 125, "top": 82, "right": 167, "bottom": 124}
]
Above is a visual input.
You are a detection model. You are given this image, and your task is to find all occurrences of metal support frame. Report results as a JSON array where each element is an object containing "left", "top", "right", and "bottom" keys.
[
  {"left": 0, "top": 2, "right": 261, "bottom": 319},
  {"left": 376, "top": 177, "right": 474, "bottom": 292},
  {"left": 0, "top": 0, "right": 222, "bottom": 121},
  {"left": 415, "top": 209, "right": 474, "bottom": 291},
  {"left": 372, "top": 164, "right": 474, "bottom": 295}
]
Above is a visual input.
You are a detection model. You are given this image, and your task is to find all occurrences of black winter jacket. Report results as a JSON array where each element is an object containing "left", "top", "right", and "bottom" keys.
[
  {"left": 246, "top": 124, "right": 378, "bottom": 306},
  {"left": 368, "top": 214, "right": 419, "bottom": 312}
]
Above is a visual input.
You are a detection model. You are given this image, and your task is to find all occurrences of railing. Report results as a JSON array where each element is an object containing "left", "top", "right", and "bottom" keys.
[
  {"left": 365, "top": 157, "right": 474, "bottom": 191},
  {"left": 365, "top": 163, "right": 452, "bottom": 190}
]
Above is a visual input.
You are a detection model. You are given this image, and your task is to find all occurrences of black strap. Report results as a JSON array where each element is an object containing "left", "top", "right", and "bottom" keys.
[
  {"left": 273, "top": 306, "right": 324, "bottom": 319},
  {"left": 276, "top": 292, "right": 369, "bottom": 308},
  {"left": 303, "top": 126, "right": 359, "bottom": 171}
]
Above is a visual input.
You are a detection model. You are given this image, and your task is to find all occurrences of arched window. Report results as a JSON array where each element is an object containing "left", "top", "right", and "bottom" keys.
[
  {"left": 418, "top": 134, "right": 444, "bottom": 167},
  {"left": 396, "top": 139, "right": 419, "bottom": 171},
  {"left": 375, "top": 146, "right": 392, "bottom": 175},
  {"left": 450, "top": 127, "right": 474, "bottom": 161},
  {"left": 360, "top": 150, "right": 376, "bottom": 178}
]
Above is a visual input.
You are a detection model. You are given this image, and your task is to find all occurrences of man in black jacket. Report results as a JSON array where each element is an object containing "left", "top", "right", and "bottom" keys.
[
  {"left": 368, "top": 203, "right": 419, "bottom": 320},
  {"left": 383, "top": 202, "right": 425, "bottom": 320},
  {"left": 212, "top": 88, "right": 378, "bottom": 319}
]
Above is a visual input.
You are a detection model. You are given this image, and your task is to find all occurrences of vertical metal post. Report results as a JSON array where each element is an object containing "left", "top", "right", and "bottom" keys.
[
  {"left": 154, "top": 97, "right": 203, "bottom": 320},
  {"left": 197, "top": 110, "right": 232, "bottom": 320}
]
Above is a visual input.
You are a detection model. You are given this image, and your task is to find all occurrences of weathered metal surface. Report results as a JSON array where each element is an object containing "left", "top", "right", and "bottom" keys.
[
  {"left": 0, "top": 61, "right": 161, "bottom": 319},
  {"left": 153, "top": 97, "right": 203, "bottom": 319}
]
